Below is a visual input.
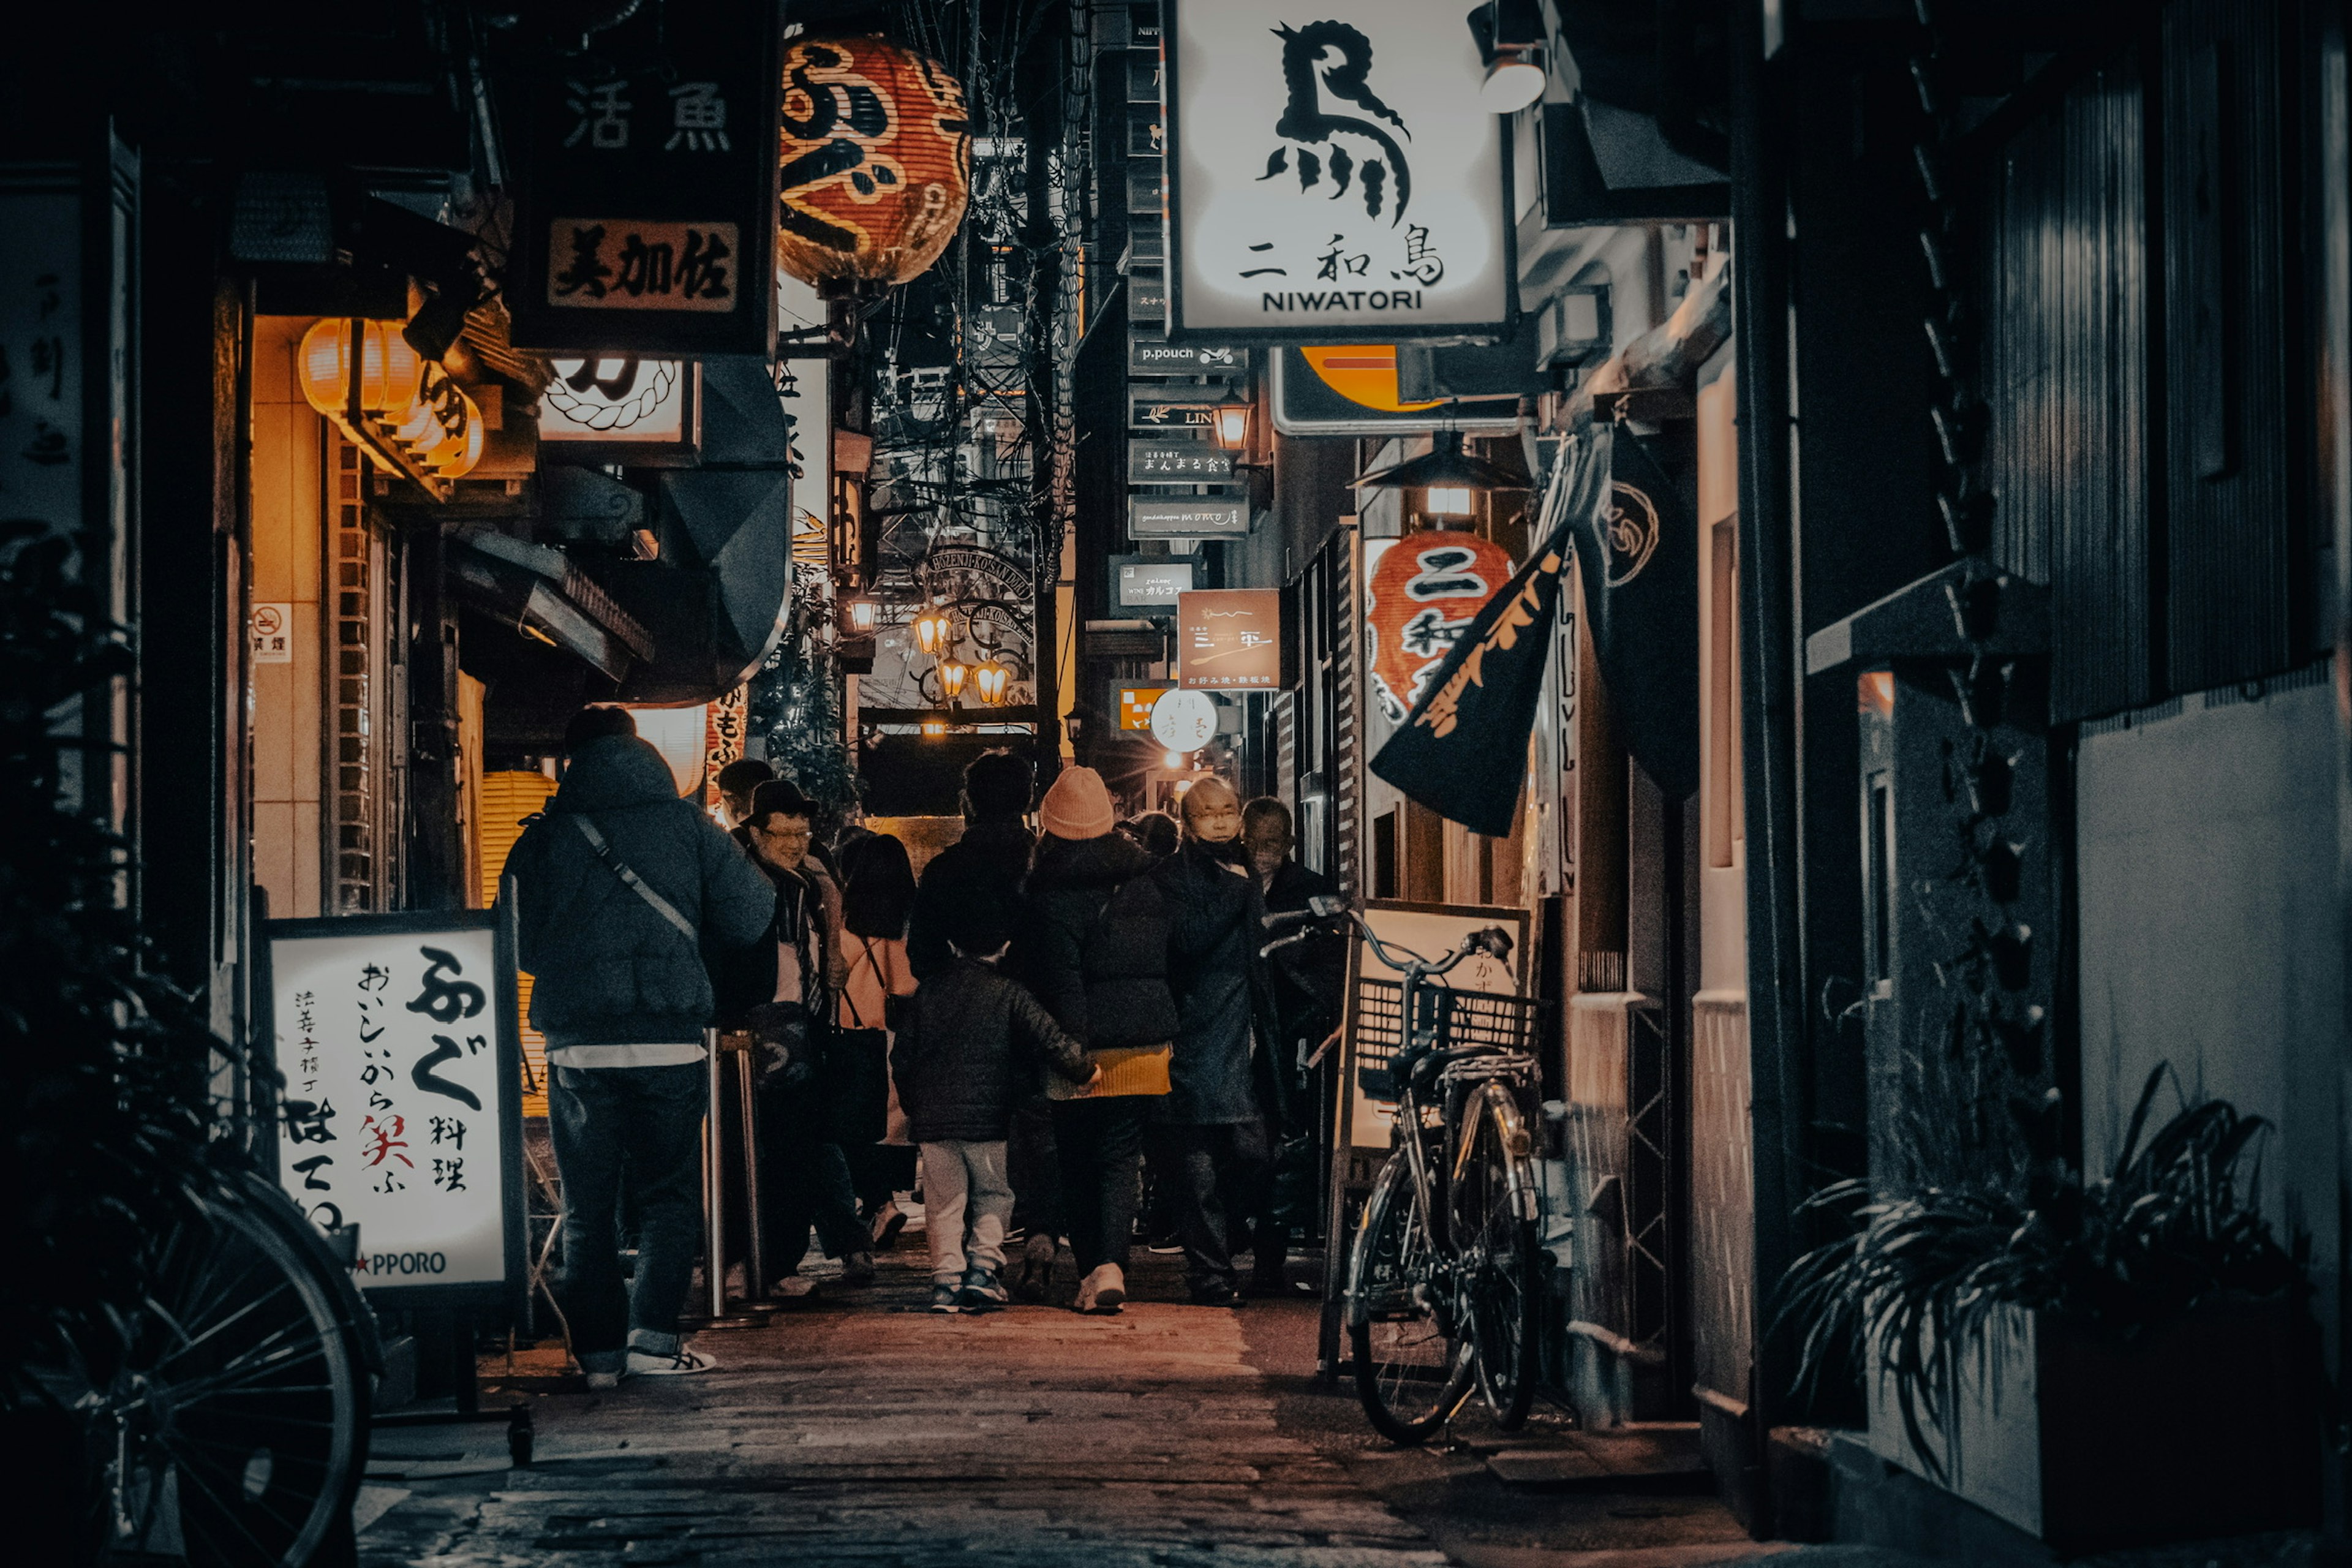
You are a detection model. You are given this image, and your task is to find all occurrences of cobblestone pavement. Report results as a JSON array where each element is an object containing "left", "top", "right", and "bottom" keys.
[{"left": 358, "top": 1243, "right": 1787, "bottom": 1567}]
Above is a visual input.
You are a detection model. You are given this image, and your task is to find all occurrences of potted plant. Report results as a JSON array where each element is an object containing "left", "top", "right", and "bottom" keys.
[{"left": 1777, "top": 1065, "right": 2320, "bottom": 1552}]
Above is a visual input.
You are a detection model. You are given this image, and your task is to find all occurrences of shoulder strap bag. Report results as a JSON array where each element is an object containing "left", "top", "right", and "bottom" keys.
[
  {"left": 571, "top": 816, "right": 697, "bottom": 941},
  {"left": 824, "top": 936, "right": 891, "bottom": 1144}
]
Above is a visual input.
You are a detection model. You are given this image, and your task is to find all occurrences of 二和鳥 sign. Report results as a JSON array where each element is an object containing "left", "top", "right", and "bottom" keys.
[{"left": 1163, "top": 1, "right": 1515, "bottom": 340}]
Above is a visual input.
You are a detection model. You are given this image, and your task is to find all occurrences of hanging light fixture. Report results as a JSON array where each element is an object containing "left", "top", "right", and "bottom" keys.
[
  {"left": 1425, "top": 484, "right": 1476, "bottom": 519},
  {"left": 846, "top": 597, "right": 880, "bottom": 633},
  {"left": 1353, "top": 429, "right": 1516, "bottom": 525},
  {"left": 298, "top": 318, "right": 424, "bottom": 420},
  {"left": 972, "top": 660, "right": 1011, "bottom": 706},
  {"left": 913, "top": 605, "right": 952, "bottom": 655},
  {"left": 938, "top": 657, "right": 969, "bottom": 699},
  {"left": 1469, "top": 0, "right": 1547, "bottom": 115}
]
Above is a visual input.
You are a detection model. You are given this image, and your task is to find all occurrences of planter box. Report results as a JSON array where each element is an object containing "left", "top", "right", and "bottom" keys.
[{"left": 1867, "top": 1297, "right": 2320, "bottom": 1553}]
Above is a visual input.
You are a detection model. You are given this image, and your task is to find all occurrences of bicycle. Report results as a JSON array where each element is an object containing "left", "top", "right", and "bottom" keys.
[{"left": 1264, "top": 899, "right": 1547, "bottom": 1445}]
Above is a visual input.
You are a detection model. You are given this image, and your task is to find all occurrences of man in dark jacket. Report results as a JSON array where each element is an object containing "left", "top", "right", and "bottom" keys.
[
  {"left": 1149, "top": 777, "right": 1280, "bottom": 1306},
  {"left": 718, "top": 780, "right": 873, "bottom": 1294},
  {"left": 501, "top": 706, "right": 775, "bottom": 1384},
  {"left": 893, "top": 895, "right": 1096, "bottom": 1313},
  {"left": 1020, "top": 766, "right": 1177, "bottom": 1313},
  {"left": 1242, "top": 797, "right": 1344, "bottom": 1292}
]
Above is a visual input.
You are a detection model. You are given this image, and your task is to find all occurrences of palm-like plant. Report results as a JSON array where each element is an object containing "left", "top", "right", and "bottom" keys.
[{"left": 1777, "top": 1063, "right": 2303, "bottom": 1476}]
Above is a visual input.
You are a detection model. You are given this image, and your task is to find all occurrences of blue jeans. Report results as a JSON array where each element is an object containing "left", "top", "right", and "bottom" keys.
[{"left": 549, "top": 1063, "right": 706, "bottom": 1365}]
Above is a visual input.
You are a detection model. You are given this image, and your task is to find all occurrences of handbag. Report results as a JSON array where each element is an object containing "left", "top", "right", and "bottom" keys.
[
  {"left": 824, "top": 954, "right": 891, "bottom": 1144},
  {"left": 1047, "top": 1043, "right": 1172, "bottom": 1101}
]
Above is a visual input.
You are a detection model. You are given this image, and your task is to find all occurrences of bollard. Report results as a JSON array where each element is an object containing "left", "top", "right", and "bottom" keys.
[
  {"left": 733, "top": 1041, "right": 767, "bottom": 1301},
  {"left": 704, "top": 1026, "right": 725, "bottom": 1320}
]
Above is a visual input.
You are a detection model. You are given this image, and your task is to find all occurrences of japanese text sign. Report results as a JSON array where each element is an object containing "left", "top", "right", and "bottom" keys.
[
  {"left": 268, "top": 911, "right": 526, "bottom": 1313},
  {"left": 1129, "top": 497, "right": 1250, "bottom": 539},
  {"left": 1163, "top": 0, "right": 1515, "bottom": 340},
  {"left": 1178, "top": 589, "right": 1283, "bottom": 690},
  {"left": 1119, "top": 685, "right": 1174, "bottom": 731},
  {"left": 1131, "top": 440, "right": 1236, "bottom": 481},
  {"left": 507, "top": 5, "right": 781, "bottom": 354}
]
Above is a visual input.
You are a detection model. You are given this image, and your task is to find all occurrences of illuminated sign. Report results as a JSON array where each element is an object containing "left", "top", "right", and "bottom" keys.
[
  {"left": 1129, "top": 497, "right": 1249, "bottom": 540},
  {"left": 1178, "top": 588, "right": 1281, "bottom": 690},
  {"left": 541, "top": 357, "right": 694, "bottom": 442},
  {"left": 1118, "top": 684, "right": 1174, "bottom": 731},
  {"left": 268, "top": 911, "right": 526, "bottom": 1311},
  {"left": 1163, "top": 0, "right": 1514, "bottom": 339}
]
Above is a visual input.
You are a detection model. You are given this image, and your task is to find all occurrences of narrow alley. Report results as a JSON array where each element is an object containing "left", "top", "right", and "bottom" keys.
[{"left": 358, "top": 1248, "right": 1770, "bottom": 1568}]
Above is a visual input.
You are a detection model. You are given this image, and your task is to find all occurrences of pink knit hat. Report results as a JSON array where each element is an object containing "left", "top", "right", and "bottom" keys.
[{"left": 1039, "top": 765, "right": 1117, "bottom": 840}]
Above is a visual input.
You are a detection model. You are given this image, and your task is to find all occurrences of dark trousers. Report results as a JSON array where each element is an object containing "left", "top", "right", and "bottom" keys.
[
  {"left": 549, "top": 1063, "right": 706, "bottom": 1362},
  {"left": 1007, "top": 1092, "right": 1065, "bottom": 1240},
  {"left": 758, "top": 1079, "right": 865, "bottom": 1275},
  {"left": 1052, "top": 1096, "right": 1149, "bottom": 1273},
  {"left": 1165, "top": 1117, "right": 1275, "bottom": 1294},
  {"left": 850, "top": 1142, "right": 919, "bottom": 1210}
]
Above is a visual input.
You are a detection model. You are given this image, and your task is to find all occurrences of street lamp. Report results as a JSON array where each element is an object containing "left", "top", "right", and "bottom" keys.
[
  {"left": 846, "top": 596, "right": 878, "bottom": 633},
  {"left": 972, "top": 660, "right": 1011, "bottom": 706},
  {"left": 1425, "top": 485, "right": 1475, "bottom": 519},
  {"left": 1352, "top": 429, "right": 1515, "bottom": 524},
  {"left": 913, "top": 605, "right": 952, "bottom": 655},
  {"left": 938, "top": 656, "right": 968, "bottom": 699},
  {"left": 1212, "top": 402, "right": 1251, "bottom": 451}
]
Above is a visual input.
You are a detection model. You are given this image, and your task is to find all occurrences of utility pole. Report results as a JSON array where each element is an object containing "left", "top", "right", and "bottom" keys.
[{"left": 1021, "top": 22, "right": 1067, "bottom": 782}]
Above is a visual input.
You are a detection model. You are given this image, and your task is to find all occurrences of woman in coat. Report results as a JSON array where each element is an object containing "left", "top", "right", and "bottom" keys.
[{"left": 1017, "top": 766, "right": 1179, "bottom": 1313}]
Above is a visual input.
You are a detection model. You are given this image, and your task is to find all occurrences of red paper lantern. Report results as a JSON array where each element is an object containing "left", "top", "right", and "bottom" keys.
[
  {"left": 1365, "top": 531, "right": 1519, "bottom": 723},
  {"left": 778, "top": 36, "right": 972, "bottom": 292}
]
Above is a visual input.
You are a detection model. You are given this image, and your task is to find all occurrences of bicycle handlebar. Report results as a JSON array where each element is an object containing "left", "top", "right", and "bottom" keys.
[{"left": 1253, "top": 897, "right": 1513, "bottom": 976}]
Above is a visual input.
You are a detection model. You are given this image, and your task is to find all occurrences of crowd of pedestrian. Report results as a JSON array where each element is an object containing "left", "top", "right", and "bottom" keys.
[{"left": 502, "top": 706, "right": 1345, "bottom": 1385}]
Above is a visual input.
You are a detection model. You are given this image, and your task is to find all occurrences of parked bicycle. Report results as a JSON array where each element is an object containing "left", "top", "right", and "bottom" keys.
[{"left": 1263, "top": 899, "right": 1547, "bottom": 1444}]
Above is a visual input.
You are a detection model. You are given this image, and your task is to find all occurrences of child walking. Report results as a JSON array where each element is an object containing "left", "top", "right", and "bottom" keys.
[{"left": 892, "top": 900, "right": 1098, "bottom": 1312}]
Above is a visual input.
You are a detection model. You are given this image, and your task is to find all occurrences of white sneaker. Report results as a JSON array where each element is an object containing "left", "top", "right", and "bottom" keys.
[
  {"left": 1075, "top": 1263, "right": 1126, "bottom": 1314},
  {"left": 625, "top": 1346, "right": 718, "bottom": 1376},
  {"left": 583, "top": 1369, "right": 623, "bottom": 1390},
  {"left": 772, "top": 1276, "right": 817, "bottom": 1297}
]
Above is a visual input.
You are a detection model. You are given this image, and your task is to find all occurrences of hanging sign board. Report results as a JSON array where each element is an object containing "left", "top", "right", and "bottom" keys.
[
  {"left": 265, "top": 910, "right": 527, "bottom": 1317},
  {"left": 1131, "top": 440, "right": 1235, "bottom": 482},
  {"left": 1178, "top": 588, "right": 1281, "bottom": 690},
  {"left": 1272, "top": 346, "right": 1523, "bottom": 436},
  {"left": 1129, "top": 496, "right": 1250, "bottom": 540},
  {"left": 1119, "top": 683, "right": 1175, "bottom": 730},
  {"left": 1130, "top": 271, "right": 1168, "bottom": 320},
  {"left": 1131, "top": 393, "right": 1223, "bottom": 432},
  {"left": 540, "top": 358, "right": 701, "bottom": 464},
  {"left": 507, "top": 4, "right": 782, "bottom": 354},
  {"left": 1163, "top": 0, "right": 1516, "bottom": 341},
  {"left": 1129, "top": 338, "right": 1248, "bottom": 377}
]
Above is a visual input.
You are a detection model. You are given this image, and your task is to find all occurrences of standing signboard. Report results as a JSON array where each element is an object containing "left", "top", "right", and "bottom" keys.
[
  {"left": 1177, "top": 588, "right": 1281, "bottom": 690},
  {"left": 265, "top": 910, "right": 527, "bottom": 1321},
  {"left": 507, "top": 6, "right": 783, "bottom": 355},
  {"left": 1163, "top": 0, "right": 1516, "bottom": 341}
]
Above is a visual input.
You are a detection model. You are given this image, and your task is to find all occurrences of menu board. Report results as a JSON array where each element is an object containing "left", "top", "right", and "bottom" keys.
[{"left": 265, "top": 910, "right": 526, "bottom": 1315}]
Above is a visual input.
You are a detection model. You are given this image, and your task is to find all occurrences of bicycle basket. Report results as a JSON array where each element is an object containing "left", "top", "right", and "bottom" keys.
[{"left": 1351, "top": 979, "right": 1544, "bottom": 1101}]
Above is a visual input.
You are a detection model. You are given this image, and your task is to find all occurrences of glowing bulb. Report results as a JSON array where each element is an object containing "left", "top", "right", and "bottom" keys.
[
  {"left": 938, "top": 658, "right": 968, "bottom": 699},
  {"left": 1425, "top": 485, "right": 1474, "bottom": 517},
  {"left": 1163, "top": 750, "right": 1185, "bottom": 769}
]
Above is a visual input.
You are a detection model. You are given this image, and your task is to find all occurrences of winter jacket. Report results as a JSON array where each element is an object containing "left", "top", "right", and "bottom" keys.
[
  {"left": 500, "top": 736, "right": 775, "bottom": 1048},
  {"left": 1261, "top": 858, "right": 1346, "bottom": 1049},
  {"left": 1150, "top": 840, "right": 1277, "bottom": 1125},
  {"left": 709, "top": 855, "right": 831, "bottom": 1027},
  {"left": 891, "top": 957, "right": 1091, "bottom": 1142},
  {"left": 905, "top": 819, "right": 1035, "bottom": 979},
  {"left": 1018, "top": 832, "right": 1178, "bottom": 1050}
]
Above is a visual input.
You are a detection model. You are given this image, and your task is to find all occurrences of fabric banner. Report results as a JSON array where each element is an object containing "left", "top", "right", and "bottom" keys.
[
  {"left": 1368, "top": 432, "right": 1610, "bottom": 835},
  {"left": 1575, "top": 426, "right": 1700, "bottom": 799}
]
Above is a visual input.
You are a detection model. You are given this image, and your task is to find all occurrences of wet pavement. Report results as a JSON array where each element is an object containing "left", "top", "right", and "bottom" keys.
[{"left": 355, "top": 1240, "right": 1795, "bottom": 1568}]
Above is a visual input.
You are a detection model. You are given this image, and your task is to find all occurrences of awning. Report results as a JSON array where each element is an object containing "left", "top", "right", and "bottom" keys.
[{"left": 449, "top": 528, "right": 654, "bottom": 683}]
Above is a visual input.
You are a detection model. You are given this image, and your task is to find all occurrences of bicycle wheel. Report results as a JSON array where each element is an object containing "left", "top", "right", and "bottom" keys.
[
  {"left": 1348, "top": 1152, "right": 1474, "bottom": 1444},
  {"left": 1450, "top": 1083, "right": 1543, "bottom": 1429},
  {"left": 89, "top": 1174, "right": 369, "bottom": 1566}
]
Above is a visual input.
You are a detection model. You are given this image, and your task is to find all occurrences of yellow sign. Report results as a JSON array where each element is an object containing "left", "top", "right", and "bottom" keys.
[{"left": 1118, "top": 685, "right": 1170, "bottom": 731}]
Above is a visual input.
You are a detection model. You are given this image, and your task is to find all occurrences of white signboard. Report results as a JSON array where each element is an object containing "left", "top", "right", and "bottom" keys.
[
  {"left": 779, "top": 272, "right": 833, "bottom": 556},
  {"left": 1165, "top": 0, "right": 1515, "bottom": 339},
  {"left": 541, "top": 358, "right": 692, "bottom": 440},
  {"left": 269, "top": 911, "right": 525, "bottom": 1308},
  {"left": 251, "top": 603, "right": 295, "bottom": 664},
  {"left": 1150, "top": 687, "right": 1221, "bottom": 753},
  {"left": 1341, "top": 900, "right": 1528, "bottom": 1152}
]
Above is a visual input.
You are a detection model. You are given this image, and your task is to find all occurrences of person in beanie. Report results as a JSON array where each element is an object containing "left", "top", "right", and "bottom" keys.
[
  {"left": 502, "top": 705, "right": 775, "bottom": 1384},
  {"left": 1017, "top": 766, "right": 1178, "bottom": 1313},
  {"left": 893, "top": 892, "right": 1098, "bottom": 1313},
  {"left": 1148, "top": 777, "right": 1280, "bottom": 1306}
]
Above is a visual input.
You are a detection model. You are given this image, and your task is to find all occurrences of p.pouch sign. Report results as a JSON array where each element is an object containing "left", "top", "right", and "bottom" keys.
[
  {"left": 268, "top": 911, "right": 526, "bottom": 1314},
  {"left": 1163, "top": 1, "right": 1515, "bottom": 340}
]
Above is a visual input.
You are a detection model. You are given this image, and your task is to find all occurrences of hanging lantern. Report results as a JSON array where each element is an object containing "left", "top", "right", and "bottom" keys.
[
  {"left": 846, "top": 597, "right": 879, "bottom": 633},
  {"left": 972, "top": 660, "right": 1010, "bottom": 706},
  {"left": 1364, "top": 530, "right": 1517, "bottom": 723},
  {"left": 298, "top": 318, "right": 424, "bottom": 420},
  {"left": 777, "top": 36, "right": 972, "bottom": 292},
  {"left": 937, "top": 657, "right": 968, "bottom": 699},
  {"left": 912, "top": 605, "right": 952, "bottom": 655}
]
